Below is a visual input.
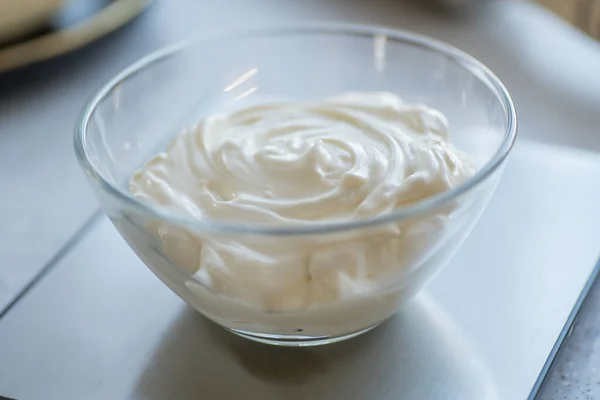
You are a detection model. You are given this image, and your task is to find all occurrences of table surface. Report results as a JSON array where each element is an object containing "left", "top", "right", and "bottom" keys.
[{"left": 1, "top": 1, "right": 600, "bottom": 399}]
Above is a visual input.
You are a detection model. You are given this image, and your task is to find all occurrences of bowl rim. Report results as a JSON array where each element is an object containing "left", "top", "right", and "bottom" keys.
[{"left": 74, "top": 23, "right": 517, "bottom": 236}]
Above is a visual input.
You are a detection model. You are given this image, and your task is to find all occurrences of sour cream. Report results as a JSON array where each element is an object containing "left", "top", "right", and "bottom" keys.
[{"left": 129, "top": 92, "right": 475, "bottom": 334}]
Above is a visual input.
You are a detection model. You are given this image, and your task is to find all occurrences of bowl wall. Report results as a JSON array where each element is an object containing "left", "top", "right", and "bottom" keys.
[{"left": 77, "top": 26, "right": 514, "bottom": 345}]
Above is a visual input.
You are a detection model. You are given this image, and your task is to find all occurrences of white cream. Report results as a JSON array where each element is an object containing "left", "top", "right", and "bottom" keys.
[{"left": 129, "top": 92, "right": 475, "bottom": 335}]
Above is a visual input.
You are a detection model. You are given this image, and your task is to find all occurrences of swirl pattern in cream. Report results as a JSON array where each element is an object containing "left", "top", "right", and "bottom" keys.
[
  {"left": 131, "top": 92, "right": 473, "bottom": 224},
  {"left": 128, "top": 92, "right": 475, "bottom": 333}
]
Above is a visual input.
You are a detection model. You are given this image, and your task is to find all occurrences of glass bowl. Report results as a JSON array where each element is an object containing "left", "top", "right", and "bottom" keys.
[{"left": 74, "top": 24, "right": 516, "bottom": 346}]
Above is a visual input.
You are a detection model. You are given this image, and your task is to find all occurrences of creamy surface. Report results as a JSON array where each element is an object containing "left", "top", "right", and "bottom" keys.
[{"left": 129, "top": 92, "right": 475, "bottom": 334}]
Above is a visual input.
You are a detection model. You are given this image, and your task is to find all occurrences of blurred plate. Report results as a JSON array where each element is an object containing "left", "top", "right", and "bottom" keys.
[
  {"left": 0, "top": 0, "right": 66, "bottom": 42},
  {"left": 0, "top": 0, "right": 151, "bottom": 72}
]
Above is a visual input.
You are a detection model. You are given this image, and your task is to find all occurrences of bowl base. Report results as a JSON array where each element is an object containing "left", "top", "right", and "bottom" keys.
[{"left": 226, "top": 324, "right": 381, "bottom": 347}]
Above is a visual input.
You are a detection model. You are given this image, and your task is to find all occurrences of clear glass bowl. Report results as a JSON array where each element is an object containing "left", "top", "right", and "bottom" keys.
[{"left": 74, "top": 24, "right": 516, "bottom": 346}]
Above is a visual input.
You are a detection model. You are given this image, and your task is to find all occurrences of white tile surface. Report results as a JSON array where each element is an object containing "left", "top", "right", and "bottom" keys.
[
  {"left": 535, "top": 266, "right": 600, "bottom": 399},
  {"left": 0, "top": 139, "right": 598, "bottom": 400}
]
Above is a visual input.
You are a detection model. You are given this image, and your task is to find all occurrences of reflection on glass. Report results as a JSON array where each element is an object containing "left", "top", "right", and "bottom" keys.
[
  {"left": 224, "top": 68, "right": 258, "bottom": 92},
  {"left": 374, "top": 34, "right": 387, "bottom": 72}
]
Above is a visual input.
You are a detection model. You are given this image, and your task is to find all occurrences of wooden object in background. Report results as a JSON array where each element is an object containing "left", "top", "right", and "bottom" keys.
[{"left": 536, "top": 0, "right": 600, "bottom": 40}]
